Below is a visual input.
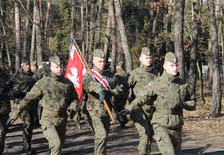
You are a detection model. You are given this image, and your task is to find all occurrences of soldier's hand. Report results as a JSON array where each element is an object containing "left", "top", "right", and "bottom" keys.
[
  {"left": 6, "top": 117, "right": 15, "bottom": 126},
  {"left": 99, "top": 90, "right": 114, "bottom": 103},
  {"left": 179, "top": 102, "right": 190, "bottom": 110},
  {"left": 117, "top": 109, "right": 130, "bottom": 116},
  {"left": 68, "top": 109, "right": 75, "bottom": 119}
]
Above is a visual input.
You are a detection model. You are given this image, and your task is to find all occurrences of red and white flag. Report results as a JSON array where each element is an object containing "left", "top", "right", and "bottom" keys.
[{"left": 65, "top": 45, "right": 86, "bottom": 104}]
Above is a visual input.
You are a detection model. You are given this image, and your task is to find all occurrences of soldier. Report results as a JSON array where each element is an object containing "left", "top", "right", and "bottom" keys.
[
  {"left": 119, "top": 52, "right": 196, "bottom": 155},
  {"left": 122, "top": 47, "right": 159, "bottom": 155},
  {"left": 114, "top": 60, "right": 128, "bottom": 128},
  {"left": 7, "top": 55, "right": 78, "bottom": 155},
  {"left": 0, "top": 59, "right": 11, "bottom": 154},
  {"left": 82, "top": 49, "right": 123, "bottom": 155},
  {"left": 30, "top": 61, "right": 37, "bottom": 73},
  {"left": 32, "top": 61, "right": 50, "bottom": 81},
  {"left": 6, "top": 57, "right": 35, "bottom": 155}
]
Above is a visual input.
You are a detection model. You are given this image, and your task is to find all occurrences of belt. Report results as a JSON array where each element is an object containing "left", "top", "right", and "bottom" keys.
[
  {"left": 155, "top": 108, "right": 180, "bottom": 115},
  {"left": 42, "top": 109, "right": 66, "bottom": 117}
]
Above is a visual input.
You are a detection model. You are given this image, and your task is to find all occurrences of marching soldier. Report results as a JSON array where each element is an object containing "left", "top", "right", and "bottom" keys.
[
  {"left": 30, "top": 61, "right": 38, "bottom": 73},
  {"left": 82, "top": 49, "right": 123, "bottom": 155},
  {"left": 7, "top": 55, "right": 78, "bottom": 155},
  {"left": 119, "top": 52, "right": 196, "bottom": 155}
]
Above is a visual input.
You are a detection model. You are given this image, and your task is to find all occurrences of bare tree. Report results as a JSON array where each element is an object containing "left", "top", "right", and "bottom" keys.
[
  {"left": 95, "top": 0, "right": 104, "bottom": 48},
  {"left": 114, "top": 0, "right": 132, "bottom": 72},
  {"left": 189, "top": 0, "right": 200, "bottom": 95},
  {"left": 30, "top": 0, "right": 37, "bottom": 64},
  {"left": 23, "top": 0, "right": 31, "bottom": 57},
  {"left": 15, "top": 0, "right": 21, "bottom": 71},
  {"left": 174, "top": 0, "right": 185, "bottom": 80},
  {"left": 35, "top": 0, "right": 42, "bottom": 65},
  {"left": 110, "top": 0, "right": 116, "bottom": 72},
  {"left": 44, "top": 0, "right": 52, "bottom": 39},
  {"left": 208, "top": 0, "right": 222, "bottom": 117}
]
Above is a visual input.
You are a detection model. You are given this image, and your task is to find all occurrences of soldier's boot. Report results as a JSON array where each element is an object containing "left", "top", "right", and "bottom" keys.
[{"left": 23, "top": 142, "right": 33, "bottom": 155}]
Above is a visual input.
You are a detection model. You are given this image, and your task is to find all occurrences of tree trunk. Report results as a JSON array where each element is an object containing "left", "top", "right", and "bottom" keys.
[
  {"left": 88, "top": 0, "right": 97, "bottom": 65},
  {"left": 70, "top": 0, "right": 76, "bottom": 49},
  {"left": 39, "top": 0, "right": 43, "bottom": 33},
  {"left": 189, "top": 0, "right": 199, "bottom": 96},
  {"left": 44, "top": 0, "right": 52, "bottom": 39},
  {"left": 35, "top": 0, "right": 42, "bottom": 65},
  {"left": 30, "top": 0, "right": 36, "bottom": 64},
  {"left": 81, "top": 0, "right": 85, "bottom": 55},
  {"left": 15, "top": 0, "right": 21, "bottom": 71},
  {"left": 95, "top": 0, "right": 104, "bottom": 48},
  {"left": 0, "top": 0, "right": 12, "bottom": 73},
  {"left": 110, "top": 0, "right": 116, "bottom": 73},
  {"left": 114, "top": 0, "right": 132, "bottom": 72},
  {"left": 104, "top": 0, "right": 112, "bottom": 59},
  {"left": 23, "top": 0, "right": 31, "bottom": 58},
  {"left": 207, "top": 40, "right": 213, "bottom": 89},
  {"left": 208, "top": 0, "right": 222, "bottom": 117},
  {"left": 166, "top": 0, "right": 174, "bottom": 52},
  {"left": 174, "top": 0, "right": 185, "bottom": 80}
]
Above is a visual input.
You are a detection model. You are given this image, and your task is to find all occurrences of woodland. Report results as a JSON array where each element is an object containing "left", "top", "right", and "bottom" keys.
[{"left": 0, "top": 0, "right": 224, "bottom": 117}]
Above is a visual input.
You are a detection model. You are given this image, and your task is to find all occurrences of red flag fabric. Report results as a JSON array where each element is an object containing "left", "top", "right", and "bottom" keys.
[{"left": 65, "top": 45, "right": 86, "bottom": 104}]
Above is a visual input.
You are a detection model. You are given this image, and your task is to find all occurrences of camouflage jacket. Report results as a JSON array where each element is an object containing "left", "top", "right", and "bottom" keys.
[
  {"left": 15, "top": 72, "right": 78, "bottom": 126},
  {"left": 82, "top": 66, "right": 123, "bottom": 117},
  {"left": 127, "top": 71, "right": 196, "bottom": 129},
  {"left": 32, "top": 65, "right": 50, "bottom": 81},
  {"left": 126, "top": 64, "right": 159, "bottom": 109},
  {"left": 8, "top": 69, "right": 35, "bottom": 100},
  {"left": 115, "top": 68, "right": 127, "bottom": 85},
  {"left": 0, "top": 72, "right": 11, "bottom": 114}
]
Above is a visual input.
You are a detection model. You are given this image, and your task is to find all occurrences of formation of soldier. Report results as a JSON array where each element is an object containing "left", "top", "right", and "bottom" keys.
[{"left": 0, "top": 47, "right": 195, "bottom": 155}]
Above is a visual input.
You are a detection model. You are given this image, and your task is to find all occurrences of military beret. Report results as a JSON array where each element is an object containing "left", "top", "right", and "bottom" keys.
[
  {"left": 31, "top": 61, "right": 37, "bottom": 66},
  {"left": 51, "top": 55, "right": 62, "bottom": 65},
  {"left": 165, "top": 52, "right": 178, "bottom": 64},
  {"left": 93, "top": 49, "right": 105, "bottom": 58},
  {"left": 22, "top": 57, "right": 30, "bottom": 64},
  {"left": 141, "top": 47, "right": 151, "bottom": 56},
  {"left": 116, "top": 60, "right": 124, "bottom": 67}
]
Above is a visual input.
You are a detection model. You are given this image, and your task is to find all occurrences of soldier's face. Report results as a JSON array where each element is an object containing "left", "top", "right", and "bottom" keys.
[
  {"left": 21, "top": 63, "right": 30, "bottom": 72},
  {"left": 50, "top": 62, "right": 63, "bottom": 76},
  {"left": 163, "top": 61, "right": 178, "bottom": 76},
  {"left": 139, "top": 54, "right": 152, "bottom": 67},
  {"left": 93, "top": 57, "right": 106, "bottom": 71}
]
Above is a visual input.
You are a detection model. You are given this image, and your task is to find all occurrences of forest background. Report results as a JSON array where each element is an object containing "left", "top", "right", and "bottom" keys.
[{"left": 0, "top": 0, "right": 224, "bottom": 117}]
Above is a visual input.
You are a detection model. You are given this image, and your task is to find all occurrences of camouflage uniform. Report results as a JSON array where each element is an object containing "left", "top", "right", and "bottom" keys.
[
  {"left": 10, "top": 55, "right": 78, "bottom": 155},
  {"left": 0, "top": 70, "right": 11, "bottom": 154},
  {"left": 82, "top": 49, "right": 123, "bottom": 155},
  {"left": 125, "top": 48, "right": 159, "bottom": 155},
  {"left": 126, "top": 52, "right": 196, "bottom": 155},
  {"left": 32, "top": 64, "right": 50, "bottom": 81},
  {"left": 7, "top": 59, "right": 36, "bottom": 153}
]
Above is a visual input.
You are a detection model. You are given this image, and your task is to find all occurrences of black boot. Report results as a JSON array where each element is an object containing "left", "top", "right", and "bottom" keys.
[{"left": 23, "top": 142, "right": 33, "bottom": 155}]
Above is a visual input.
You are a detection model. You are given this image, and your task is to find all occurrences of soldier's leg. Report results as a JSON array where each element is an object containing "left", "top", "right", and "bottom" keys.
[
  {"left": 20, "top": 110, "right": 33, "bottom": 144},
  {"left": 168, "top": 127, "right": 182, "bottom": 155},
  {"left": 0, "top": 114, "right": 8, "bottom": 154},
  {"left": 153, "top": 124, "right": 175, "bottom": 155},
  {"left": 91, "top": 116, "right": 110, "bottom": 155},
  {"left": 41, "top": 124, "right": 62, "bottom": 155},
  {"left": 131, "top": 110, "right": 150, "bottom": 155},
  {"left": 57, "top": 125, "right": 66, "bottom": 151}
]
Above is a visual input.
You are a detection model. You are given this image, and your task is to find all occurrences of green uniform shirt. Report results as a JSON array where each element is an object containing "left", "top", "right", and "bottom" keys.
[{"left": 0, "top": 72, "right": 11, "bottom": 114}]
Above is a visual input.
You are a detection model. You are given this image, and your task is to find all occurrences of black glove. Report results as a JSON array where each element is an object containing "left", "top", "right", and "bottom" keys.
[
  {"left": 117, "top": 109, "right": 130, "bottom": 116},
  {"left": 6, "top": 117, "right": 15, "bottom": 126},
  {"left": 179, "top": 102, "right": 190, "bottom": 110},
  {"left": 68, "top": 109, "right": 75, "bottom": 119},
  {"left": 99, "top": 90, "right": 114, "bottom": 103}
]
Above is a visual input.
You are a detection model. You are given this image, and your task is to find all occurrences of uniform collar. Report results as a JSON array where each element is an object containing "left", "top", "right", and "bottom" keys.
[
  {"left": 162, "top": 70, "right": 179, "bottom": 82},
  {"left": 50, "top": 72, "right": 63, "bottom": 81},
  {"left": 140, "top": 64, "right": 153, "bottom": 72},
  {"left": 93, "top": 65, "right": 107, "bottom": 75}
]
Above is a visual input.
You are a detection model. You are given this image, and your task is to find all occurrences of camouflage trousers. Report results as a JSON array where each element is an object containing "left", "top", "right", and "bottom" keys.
[
  {"left": 131, "top": 109, "right": 151, "bottom": 155},
  {"left": 153, "top": 124, "right": 182, "bottom": 155},
  {"left": 20, "top": 109, "right": 34, "bottom": 144},
  {"left": 41, "top": 124, "right": 66, "bottom": 155},
  {"left": 0, "top": 114, "right": 9, "bottom": 154},
  {"left": 90, "top": 114, "right": 110, "bottom": 155}
]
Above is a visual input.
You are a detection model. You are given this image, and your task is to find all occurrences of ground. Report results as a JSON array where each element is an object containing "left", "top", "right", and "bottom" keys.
[{"left": 3, "top": 82, "right": 224, "bottom": 155}]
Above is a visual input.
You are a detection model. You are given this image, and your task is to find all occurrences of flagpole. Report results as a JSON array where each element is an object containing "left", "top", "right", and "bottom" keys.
[{"left": 70, "top": 33, "right": 116, "bottom": 123}]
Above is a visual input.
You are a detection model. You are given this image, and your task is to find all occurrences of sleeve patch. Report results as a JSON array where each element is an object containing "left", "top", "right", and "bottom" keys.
[
  {"left": 35, "top": 82, "right": 38, "bottom": 86},
  {"left": 148, "top": 83, "right": 152, "bottom": 87}
]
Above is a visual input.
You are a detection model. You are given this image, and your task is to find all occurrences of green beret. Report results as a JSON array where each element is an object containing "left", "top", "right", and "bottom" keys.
[
  {"left": 93, "top": 49, "right": 105, "bottom": 58},
  {"left": 141, "top": 47, "right": 151, "bottom": 56},
  {"left": 22, "top": 57, "right": 30, "bottom": 64},
  {"left": 116, "top": 60, "right": 124, "bottom": 67},
  {"left": 165, "top": 52, "right": 178, "bottom": 64},
  {"left": 51, "top": 55, "right": 62, "bottom": 65},
  {"left": 31, "top": 61, "right": 37, "bottom": 66}
]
